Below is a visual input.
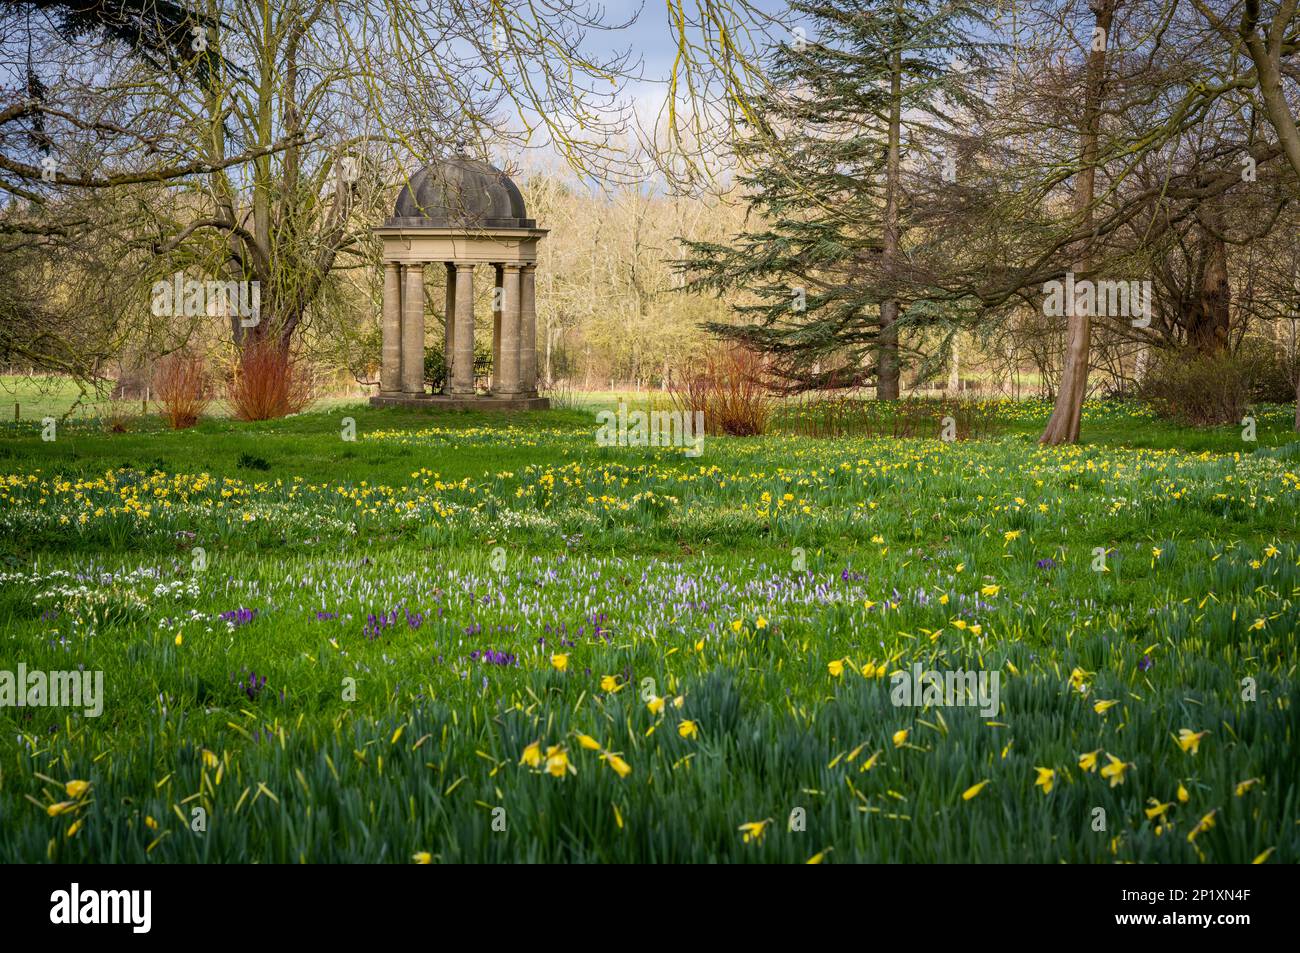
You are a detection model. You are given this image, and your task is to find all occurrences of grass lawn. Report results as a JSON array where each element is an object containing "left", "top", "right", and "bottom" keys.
[{"left": 1, "top": 395, "right": 1297, "bottom": 862}]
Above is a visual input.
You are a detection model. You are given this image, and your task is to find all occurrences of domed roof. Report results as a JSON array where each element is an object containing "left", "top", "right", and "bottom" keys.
[{"left": 389, "top": 156, "right": 533, "bottom": 228}]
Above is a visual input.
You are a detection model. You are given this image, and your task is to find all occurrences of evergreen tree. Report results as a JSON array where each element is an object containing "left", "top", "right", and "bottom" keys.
[{"left": 678, "top": 0, "right": 993, "bottom": 397}]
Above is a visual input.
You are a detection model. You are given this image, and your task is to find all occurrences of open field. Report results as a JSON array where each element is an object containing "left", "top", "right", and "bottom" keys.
[{"left": 1, "top": 399, "right": 1298, "bottom": 862}]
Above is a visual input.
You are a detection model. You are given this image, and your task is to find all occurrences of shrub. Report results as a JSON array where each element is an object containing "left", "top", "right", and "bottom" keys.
[
  {"left": 424, "top": 342, "right": 495, "bottom": 393},
  {"left": 541, "top": 378, "right": 583, "bottom": 411},
  {"left": 237, "top": 452, "right": 271, "bottom": 471},
  {"left": 227, "top": 340, "right": 314, "bottom": 421},
  {"left": 1140, "top": 348, "right": 1260, "bottom": 426},
  {"left": 1239, "top": 337, "right": 1300, "bottom": 403},
  {"left": 424, "top": 347, "right": 447, "bottom": 393},
  {"left": 670, "top": 345, "right": 774, "bottom": 436},
  {"left": 154, "top": 352, "right": 211, "bottom": 429}
]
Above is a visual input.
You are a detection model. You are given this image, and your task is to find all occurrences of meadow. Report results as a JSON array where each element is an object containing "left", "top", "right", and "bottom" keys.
[{"left": 1, "top": 392, "right": 1298, "bottom": 862}]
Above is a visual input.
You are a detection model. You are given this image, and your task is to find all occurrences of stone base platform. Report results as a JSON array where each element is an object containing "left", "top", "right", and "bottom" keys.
[{"left": 370, "top": 394, "right": 550, "bottom": 411}]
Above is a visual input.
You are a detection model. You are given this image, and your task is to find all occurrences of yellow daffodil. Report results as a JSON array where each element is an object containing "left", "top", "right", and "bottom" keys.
[
  {"left": 678, "top": 720, "right": 699, "bottom": 740},
  {"left": 1175, "top": 728, "right": 1207, "bottom": 754},
  {"left": 550, "top": 653, "right": 568, "bottom": 672},
  {"left": 1187, "top": 809, "right": 1216, "bottom": 843},
  {"left": 647, "top": 696, "right": 665, "bottom": 715},
  {"left": 981, "top": 584, "right": 1000, "bottom": 597},
  {"left": 738, "top": 819, "right": 771, "bottom": 844},
  {"left": 1078, "top": 749, "right": 1101, "bottom": 773},
  {"left": 755, "top": 616, "right": 767, "bottom": 629},
  {"left": 145, "top": 816, "right": 158, "bottom": 830},
  {"left": 1253, "top": 847, "right": 1275, "bottom": 864},
  {"left": 545, "top": 745, "right": 572, "bottom": 777},
  {"left": 520, "top": 740, "right": 542, "bottom": 768},
  {"left": 1034, "top": 767, "right": 1055, "bottom": 795},
  {"left": 1145, "top": 799, "right": 1173, "bottom": 821},
  {"left": 412, "top": 851, "right": 432, "bottom": 864},
  {"left": 1093, "top": 699, "right": 1119, "bottom": 714},
  {"left": 1235, "top": 777, "right": 1260, "bottom": 796},
  {"left": 64, "top": 780, "right": 90, "bottom": 799},
  {"left": 1100, "top": 754, "right": 1131, "bottom": 788},
  {"left": 600, "top": 675, "right": 621, "bottom": 692},
  {"left": 576, "top": 732, "right": 602, "bottom": 751},
  {"left": 828, "top": 658, "right": 845, "bottom": 677},
  {"left": 962, "top": 780, "right": 990, "bottom": 800},
  {"left": 603, "top": 753, "right": 632, "bottom": 778},
  {"left": 1177, "top": 782, "right": 1189, "bottom": 803},
  {"left": 46, "top": 801, "right": 76, "bottom": 817},
  {"left": 892, "top": 728, "right": 909, "bottom": 748}
]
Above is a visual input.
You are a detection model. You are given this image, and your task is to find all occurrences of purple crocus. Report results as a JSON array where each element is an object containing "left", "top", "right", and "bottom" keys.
[{"left": 220, "top": 607, "right": 257, "bottom": 627}]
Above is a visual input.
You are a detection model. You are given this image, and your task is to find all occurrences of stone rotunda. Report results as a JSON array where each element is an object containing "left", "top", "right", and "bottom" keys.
[{"left": 370, "top": 155, "right": 549, "bottom": 410}]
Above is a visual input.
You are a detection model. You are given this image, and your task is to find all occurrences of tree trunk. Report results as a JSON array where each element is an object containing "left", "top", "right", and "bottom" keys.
[
  {"left": 1233, "top": 0, "right": 1300, "bottom": 427},
  {"left": 545, "top": 323, "right": 553, "bottom": 385},
  {"left": 1190, "top": 206, "right": 1230, "bottom": 353},
  {"left": 877, "top": 18, "right": 903, "bottom": 401},
  {"left": 1041, "top": 0, "right": 1115, "bottom": 445}
]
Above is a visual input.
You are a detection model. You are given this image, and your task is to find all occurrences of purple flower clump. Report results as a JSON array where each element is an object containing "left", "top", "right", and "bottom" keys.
[
  {"left": 220, "top": 607, "right": 257, "bottom": 627},
  {"left": 364, "top": 609, "right": 399, "bottom": 640},
  {"left": 470, "top": 648, "right": 518, "bottom": 667},
  {"left": 231, "top": 668, "right": 267, "bottom": 701}
]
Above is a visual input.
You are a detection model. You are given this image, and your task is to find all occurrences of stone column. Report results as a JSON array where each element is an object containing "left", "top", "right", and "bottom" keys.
[
  {"left": 491, "top": 264, "right": 503, "bottom": 392},
  {"left": 521, "top": 264, "right": 538, "bottom": 396},
  {"left": 452, "top": 262, "right": 476, "bottom": 396},
  {"left": 401, "top": 263, "right": 425, "bottom": 396},
  {"left": 443, "top": 262, "right": 456, "bottom": 396},
  {"left": 496, "top": 264, "right": 522, "bottom": 396},
  {"left": 380, "top": 260, "right": 402, "bottom": 395}
]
